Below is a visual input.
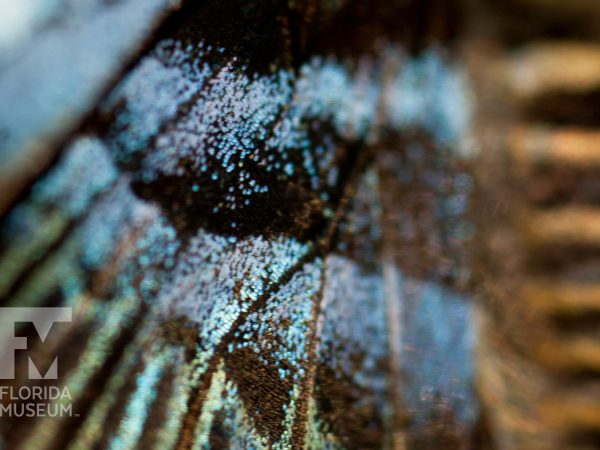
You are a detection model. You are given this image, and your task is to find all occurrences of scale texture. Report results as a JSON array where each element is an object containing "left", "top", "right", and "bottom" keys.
[{"left": 0, "top": 1, "right": 479, "bottom": 449}]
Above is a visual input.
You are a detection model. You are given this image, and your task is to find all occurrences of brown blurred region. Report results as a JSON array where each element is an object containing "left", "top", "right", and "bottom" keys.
[{"left": 464, "top": 0, "right": 600, "bottom": 449}]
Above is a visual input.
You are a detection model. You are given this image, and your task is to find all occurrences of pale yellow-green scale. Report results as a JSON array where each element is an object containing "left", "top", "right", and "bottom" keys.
[
  {"left": 192, "top": 361, "right": 228, "bottom": 448},
  {"left": 191, "top": 369, "right": 270, "bottom": 450},
  {"left": 65, "top": 318, "right": 158, "bottom": 450},
  {"left": 152, "top": 355, "right": 194, "bottom": 450},
  {"left": 3, "top": 235, "right": 81, "bottom": 308},
  {"left": 20, "top": 295, "right": 142, "bottom": 450},
  {"left": 0, "top": 210, "right": 70, "bottom": 299},
  {"left": 272, "top": 383, "right": 303, "bottom": 450},
  {"left": 108, "top": 344, "right": 172, "bottom": 450}
]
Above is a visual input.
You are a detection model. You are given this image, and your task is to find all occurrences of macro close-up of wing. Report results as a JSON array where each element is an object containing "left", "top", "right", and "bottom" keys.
[{"left": 0, "top": 1, "right": 599, "bottom": 449}]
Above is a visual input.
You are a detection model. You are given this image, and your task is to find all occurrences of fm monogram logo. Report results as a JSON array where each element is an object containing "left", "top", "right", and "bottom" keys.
[{"left": 0, "top": 307, "right": 72, "bottom": 380}]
